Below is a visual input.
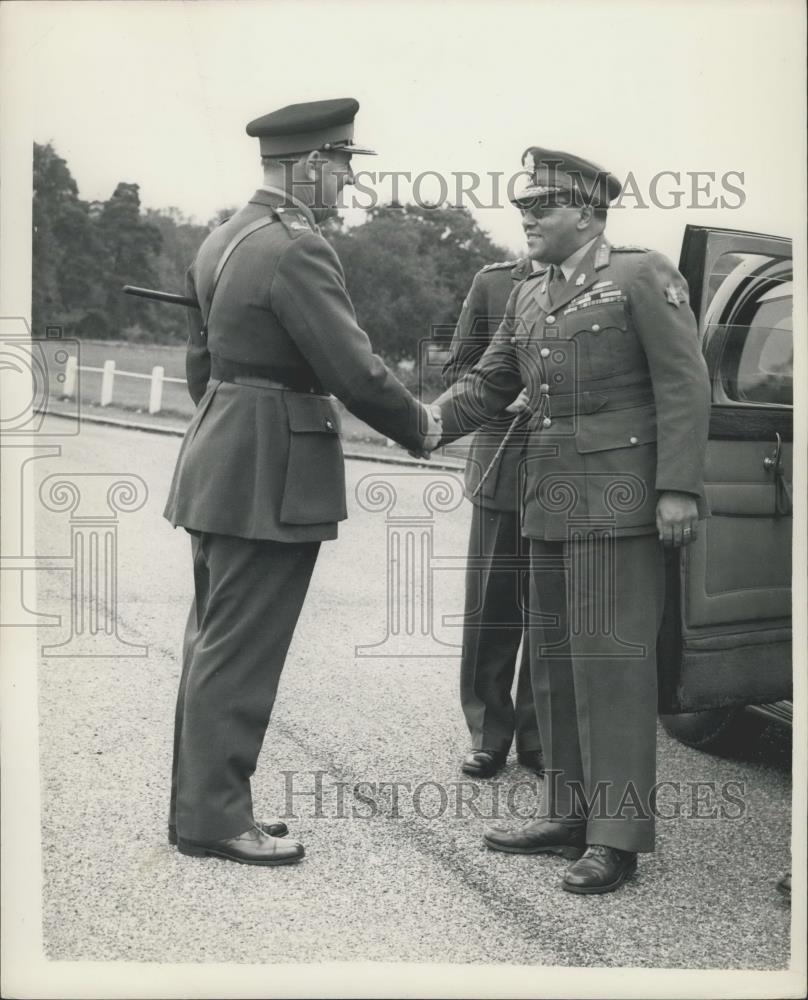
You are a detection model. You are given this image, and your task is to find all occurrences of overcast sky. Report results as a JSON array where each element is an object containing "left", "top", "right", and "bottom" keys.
[{"left": 6, "top": 0, "right": 807, "bottom": 261}]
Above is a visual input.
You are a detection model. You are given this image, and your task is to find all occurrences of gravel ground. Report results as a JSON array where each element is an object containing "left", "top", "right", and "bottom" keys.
[{"left": 34, "top": 416, "right": 792, "bottom": 968}]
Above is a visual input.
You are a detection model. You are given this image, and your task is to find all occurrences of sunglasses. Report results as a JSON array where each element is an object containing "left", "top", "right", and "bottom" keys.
[{"left": 516, "top": 202, "right": 577, "bottom": 221}]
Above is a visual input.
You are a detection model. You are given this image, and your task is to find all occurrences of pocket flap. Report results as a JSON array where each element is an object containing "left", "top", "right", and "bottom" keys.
[
  {"left": 575, "top": 403, "right": 657, "bottom": 453},
  {"left": 569, "top": 304, "right": 629, "bottom": 336},
  {"left": 285, "top": 393, "right": 341, "bottom": 434}
]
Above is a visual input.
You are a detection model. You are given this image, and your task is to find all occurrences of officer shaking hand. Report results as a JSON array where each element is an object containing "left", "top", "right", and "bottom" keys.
[
  {"left": 164, "top": 98, "right": 438, "bottom": 867},
  {"left": 427, "top": 146, "right": 711, "bottom": 894}
]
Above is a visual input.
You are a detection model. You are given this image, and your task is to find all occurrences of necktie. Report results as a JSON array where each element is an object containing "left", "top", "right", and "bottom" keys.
[{"left": 547, "top": 264, "right": 566, "bottom": 307}]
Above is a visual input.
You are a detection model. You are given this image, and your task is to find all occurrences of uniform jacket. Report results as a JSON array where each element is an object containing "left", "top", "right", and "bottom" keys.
[
  {"left": 434, "top": 237, "right": 711, "bottom": 540},
  {"left": 164, "top": 189, "right": 427, "bottom": 542},
  {"left": 442, "top": 257, "right": 535, "bottom": 509}
]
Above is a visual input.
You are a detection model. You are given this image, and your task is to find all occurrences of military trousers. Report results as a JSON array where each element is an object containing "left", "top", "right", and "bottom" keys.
[
  {"left": 527, "top": 533, "right": 664, "bottom": 853},
  {"left": 170, "top": 530, "right": 320, "bottom": 842},
  {"left": 460, "top": 504, "right": 541, "bottom": 755}
]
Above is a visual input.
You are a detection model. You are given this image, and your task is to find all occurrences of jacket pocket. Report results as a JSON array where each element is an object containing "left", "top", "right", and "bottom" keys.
[
  {"left": 573, "top": 403, "right": 658, "bottom": 522},
  {"left": 575, "top": 402, "right": 657, "bottom": 453},
  {"left": 280, "top": 394, "right": 347, "bottom": 525},
  {"left": 571, "top": 305, "right": 642, "bottom": 380}
]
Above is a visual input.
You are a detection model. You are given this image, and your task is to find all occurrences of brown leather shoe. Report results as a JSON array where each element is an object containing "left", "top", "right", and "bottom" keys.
[
  {"left": 168, "top": 819, "right": 288, "bottom": 846},
  {"left": 562, "top": 844, "right": 637, "bottom": 894},
  {"left": 177, "top": 825, "right": 304, "bottom": 866},
  {"left": 516, "top": 749, "right": 545, "bottom": 775},
  {"left": 462, "top": 749, "right": 507, "bottom": 779},
  {"left": 483, "top": 819, "right": 585, "bottom": 858}
]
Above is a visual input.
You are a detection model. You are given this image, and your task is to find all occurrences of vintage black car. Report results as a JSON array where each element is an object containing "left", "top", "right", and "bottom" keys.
[{"left": 658, "top": 224, "right": 793, "bottom": 748}]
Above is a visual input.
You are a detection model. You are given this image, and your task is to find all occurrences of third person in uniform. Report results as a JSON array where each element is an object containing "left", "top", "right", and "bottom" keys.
[{"left": 442, "top": 256, "right": 544, "bottom": 779}]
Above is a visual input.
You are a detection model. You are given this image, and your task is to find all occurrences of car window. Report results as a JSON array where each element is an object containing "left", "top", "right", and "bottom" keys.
[{"left": 704, "top": 252, "right": 793, "bottom": 408}]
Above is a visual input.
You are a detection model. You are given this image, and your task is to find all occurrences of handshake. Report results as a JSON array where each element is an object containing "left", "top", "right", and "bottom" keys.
[{"left": 407, "top": 403, "right": 444, "bottom": 460}]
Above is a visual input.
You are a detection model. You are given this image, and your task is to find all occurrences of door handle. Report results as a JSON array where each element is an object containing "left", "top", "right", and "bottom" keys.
[
  {"left": 762, "top": 433, "right": 791, "bottom": 515},
  {"left": 763, "top": 432, "right": 782, "bottom": 471}
]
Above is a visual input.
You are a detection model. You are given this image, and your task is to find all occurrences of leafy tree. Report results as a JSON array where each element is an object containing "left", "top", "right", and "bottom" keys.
[
  {"left": 327, "top": 203, "right": 509, "bottom": 361},
  {"left": 145, "top": 207, "right": 210, "bottom": 341},
  {"left": 95, "top": 182, "right": 163, "bottom": 336},
  {"left": 32, "top": 143, "right": 106, "bottom": 335},
  {"left": 391, "top": 203, "right": 510, "bottom": 314}
]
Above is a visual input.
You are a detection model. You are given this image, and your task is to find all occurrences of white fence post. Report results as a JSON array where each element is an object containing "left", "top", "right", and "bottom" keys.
[
  {"left": 148, "top": 365, "right": 164, "bottom": 414},
  {"left": 63, "top": 355, "right": 78, "bottom": 398},
  {"left": 100, "top": 360, "right": 115, "bottom": 407}
]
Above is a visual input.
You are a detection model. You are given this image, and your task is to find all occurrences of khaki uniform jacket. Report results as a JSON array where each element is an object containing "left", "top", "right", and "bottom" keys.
[
  {"left": 164, "top": 189, "right": 427, "bottom": 542},
  {"left": 434, "top": 238, "right": 711, "bottom": 540},
  {"left": 441, "top": 258, "right": 535, "bottom": 509}
]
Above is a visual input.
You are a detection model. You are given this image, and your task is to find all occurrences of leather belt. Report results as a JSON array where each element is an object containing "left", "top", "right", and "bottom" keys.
[
  {"left": 211, "top": 356, "right": 322, "bottom": 394},
  {"left": 229, "top": 374, "right": 321, "bottom": 394},
  {"left": 546, "top": 385, "right": 654, "bottom": 416}
]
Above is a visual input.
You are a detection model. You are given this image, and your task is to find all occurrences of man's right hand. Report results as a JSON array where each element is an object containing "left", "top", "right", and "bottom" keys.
[
  {"left": 408, "top": 404, "right": 443, "bottom": 459},
  {"left": 423, "top": 404, "right": 443, "bottom": 451}
]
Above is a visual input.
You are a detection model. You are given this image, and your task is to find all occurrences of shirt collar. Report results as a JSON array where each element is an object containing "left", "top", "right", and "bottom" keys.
[{"left": 560, "top": 235, "right": 599, "bottom": 281}]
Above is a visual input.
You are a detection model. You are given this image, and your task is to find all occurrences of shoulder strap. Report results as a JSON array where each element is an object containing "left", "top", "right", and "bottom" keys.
[
  {"left": 480, "top": 259, "right": 518, "bottom": 273},
  {"left": 200, "top": 215, "right": 278, "bottom": 337}
]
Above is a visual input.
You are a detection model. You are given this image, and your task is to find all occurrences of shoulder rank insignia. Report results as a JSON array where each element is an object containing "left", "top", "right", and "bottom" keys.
[
  {"left": 665, "top": 282, "right": 688, "bottom": 307},
  {"left": 480, "top": 259, "right": 518, "bottom": 273},
  {"left": 275, "top": 208, "right": 314, "bottom": 238},
  {"left": 612, "top": 244, "right": 650, "bottom": 253}
]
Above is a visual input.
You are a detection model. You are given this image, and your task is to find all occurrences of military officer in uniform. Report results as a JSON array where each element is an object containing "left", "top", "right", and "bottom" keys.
[
  {"left": 427, "top": 147, "right": 710, "bottom": 893},
  {"left": 442, "top": 257, "right": 543, "bottom": 779},
  {"left": 164, "top": 98, "right": 441, "bottom": 866}
]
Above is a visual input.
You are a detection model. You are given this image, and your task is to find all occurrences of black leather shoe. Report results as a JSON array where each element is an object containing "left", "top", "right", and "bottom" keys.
[
  {"left": 562, "top": 844, "right": 637, "bottom": 894},
  {"left": 516, "top": 749, "right": 545, "bottom": 775},
  {"left": 462, "top": 749, "right": 507, "bottom": 778},
  {"left": 177, "top": 825, "right": 304, "bottom": 866},
  {"left": 483, "top": 819, "right": 585, "bottom": 858},
  {"left": 168, "top": 819, "right": 288, "bottom": 846}
]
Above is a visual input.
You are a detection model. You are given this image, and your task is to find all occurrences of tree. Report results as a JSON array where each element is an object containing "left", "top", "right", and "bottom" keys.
[
  {"left": 327, "top": 203, "right": 509, "bottom": 362},
  {"left": 145, "top": 208, "right": 211, "bottom": 341},
  {"left": 95, "top": 182, "right": 163, "bottom": 336},
  {"left": 32, "top": 143, "right": 105, "bottom": 335}
]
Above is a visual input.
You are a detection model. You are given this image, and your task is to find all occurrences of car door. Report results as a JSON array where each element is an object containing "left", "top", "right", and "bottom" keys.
[{"left": 657, "top": 225, "right": 793, "bottom": 713}]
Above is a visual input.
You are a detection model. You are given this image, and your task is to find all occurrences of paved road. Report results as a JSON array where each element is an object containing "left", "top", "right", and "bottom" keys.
[{"left": 33, "top": 417, "right": 792, "bottom": 967}]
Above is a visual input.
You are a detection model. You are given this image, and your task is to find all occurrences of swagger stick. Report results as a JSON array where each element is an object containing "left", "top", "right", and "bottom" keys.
[
  {"left": 470, "top": 392, "right": 547, "bottom": 499},
  {"left": 122, "top": 285, "right": 197, "bottom": 307}
]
